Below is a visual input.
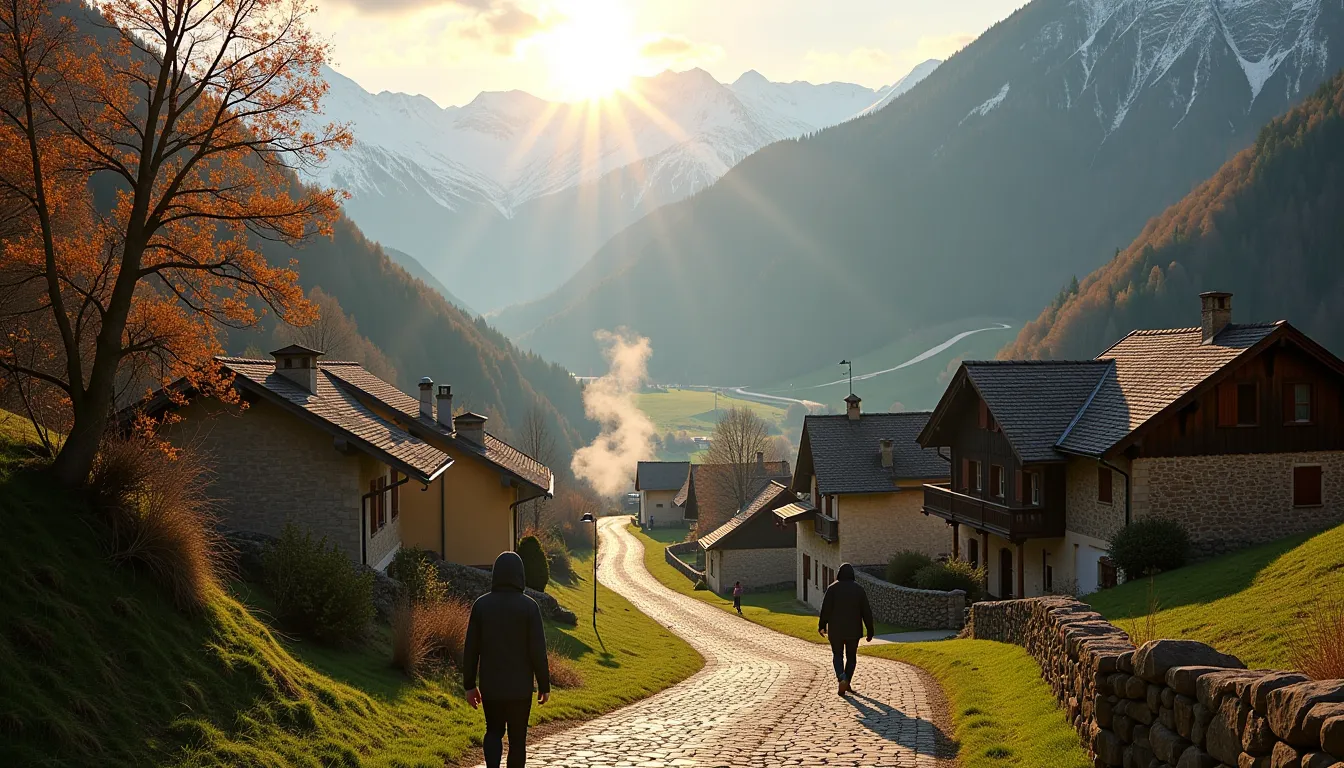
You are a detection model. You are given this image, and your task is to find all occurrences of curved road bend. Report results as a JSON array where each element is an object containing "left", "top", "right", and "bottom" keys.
[{"left": 500, "top": 518, "right": 953, "bottom": 768}]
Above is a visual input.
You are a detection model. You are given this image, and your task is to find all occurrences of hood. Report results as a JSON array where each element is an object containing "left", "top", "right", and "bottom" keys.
[
  {"left": 837, "top": 563, "right": 856, "bottom": 581},
  {"left": 491, "top": 551, "right": 526, "bottom": 592}
]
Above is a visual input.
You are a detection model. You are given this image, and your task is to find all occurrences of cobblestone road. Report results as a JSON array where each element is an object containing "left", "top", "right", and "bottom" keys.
[{"left": 512, "top": 518, "right": 953, "bottom": 767}]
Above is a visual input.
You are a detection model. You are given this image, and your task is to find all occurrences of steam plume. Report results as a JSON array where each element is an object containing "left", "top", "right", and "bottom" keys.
[{"left": 571, "top": 330, "right": 657, "bottom": 496}]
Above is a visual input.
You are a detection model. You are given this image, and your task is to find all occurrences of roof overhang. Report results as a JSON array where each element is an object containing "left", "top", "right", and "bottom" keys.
[{"left": 773, "top": 501, "right": 816, "bottom": 524}]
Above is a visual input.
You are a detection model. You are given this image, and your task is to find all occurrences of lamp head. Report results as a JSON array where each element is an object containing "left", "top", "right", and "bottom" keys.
[{"left": 580, "top": 512, "right": 595, "bottom": 524}]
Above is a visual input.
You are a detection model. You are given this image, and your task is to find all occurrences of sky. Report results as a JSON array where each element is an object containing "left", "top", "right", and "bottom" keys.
[{"left": 313, "top": 0, "right": 1027, "bottom": 106}]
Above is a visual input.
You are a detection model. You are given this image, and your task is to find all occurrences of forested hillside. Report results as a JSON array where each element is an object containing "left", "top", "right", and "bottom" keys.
[
  {"left": 1005, "top": 71, "right": 1344, "bottom": 361},
  {"left": 496, "top": 0, "right": 1344, "bottom": 384}
]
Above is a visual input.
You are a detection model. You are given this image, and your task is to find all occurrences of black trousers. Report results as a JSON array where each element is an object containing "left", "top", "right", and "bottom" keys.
[
  {"left": 483, "top": 698, "right": 532, "bottom": 768},
  {"left": 830, "top": 636, "right": 859, "bottom": 682}
]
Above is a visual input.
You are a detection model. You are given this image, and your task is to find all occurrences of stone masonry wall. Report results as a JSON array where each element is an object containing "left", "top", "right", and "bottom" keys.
[
  {"left": 1134, "top": 452, "right": 1344, "bottom": 559},
  {"left": 839, "top": 490, "right": 951, "bottom": 565},
  {"left": 712, "top": 547, "right": 794, "bottom": 596},
  {"left": 854, "top": 569, "right": 965, "bottom": 631},
  {"left": 1065, "top": 456, "right": 1130, "bottom": 543},
  {"left": 666, "top": 541, "right": 704, "bottom": 584},
  {"left": 968, "top": 596, "right": 1344, "bottom": 767}
]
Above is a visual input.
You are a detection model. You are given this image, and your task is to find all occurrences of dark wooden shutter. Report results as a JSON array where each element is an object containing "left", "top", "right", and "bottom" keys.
[
  {"left": 369, "top": 480, "right": 378, "bottom": 535},
  {"left": 1015, "top": 470, "right": 1024, "bottom": 503},
  {"left": 1283, "top": 384, "right": 1296, "bottom": 424},
  {"left": 978, "top": 401, "right": 988, "bottom": 429},
  {"left": 1217, "top": 384, "right": 1237, "bottom": 427},
  {"left": 1098, "top": 467, "right": 1113, "bottom": 504},
  {"left": 1294, "top": 466, "right": 1323, "bottom": 506},
  {"left": 391, "top": 470, "right": 400, "bottom": 519},
  {"left": 1237, "top": 382, "right": 1259, "bottom": 426},
  {"left": 961, "top": 458, "right": 970, "bottom": 491}
]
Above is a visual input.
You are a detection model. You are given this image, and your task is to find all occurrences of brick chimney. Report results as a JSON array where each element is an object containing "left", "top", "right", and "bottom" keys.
[
  {"left": 418, "top": 377, "right": 433, "bottom": 419},
  {"left": 435, "top": 385, "right": 454, "bottom": 430},
  {"left": 271, "top": 345, "right": 321, "bottom": 393},
  {"left": 454, "top": 411, "right": 487, "bottom": 446},
  {"left": 845, "top": 393, "right": 861, "bottom": 421},
  {"left": 879, "top": 438, "right": 894, "bottom": 469},
  {"left": 1200, "top": 291, "right": 1233, "bottom": 344}
]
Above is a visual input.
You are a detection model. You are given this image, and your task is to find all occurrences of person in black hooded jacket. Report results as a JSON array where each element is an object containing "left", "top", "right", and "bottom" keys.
[
  {"left": 817, "top": 562, "right": 874, "bottom": 696},
  {"left": 463, "top": 551, "right": 550, "bottom": 768}
]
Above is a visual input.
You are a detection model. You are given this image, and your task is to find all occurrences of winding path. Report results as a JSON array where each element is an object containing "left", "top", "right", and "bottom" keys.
[{"left": 513, "top": 518, "right": 953, "bottom": 767}]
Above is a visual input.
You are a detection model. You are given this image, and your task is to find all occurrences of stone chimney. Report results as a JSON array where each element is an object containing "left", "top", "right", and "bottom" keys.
[
  {"left": 271, "top": 345, "right": 321, "bottom": 393},
  {"left": 1200, "top": 291, "right": 1233, "bottom": 344},
  {"left": 845, "top": 393, "right": 862, "bottom": 421},
  {"left": 454, "top": 411, "right": 487, "bottom": 446},
  {"left": 418, "top": 377, "right": 434, "bottom": 419},
  {"left": 756, "top": 450, "right": 764, "bottom": 473},
  {"left": 880, "top": 438, "right": 894, "bottom": 469},
  {"left": 435, "top": 385, "right": 454, "bottom": 430}
]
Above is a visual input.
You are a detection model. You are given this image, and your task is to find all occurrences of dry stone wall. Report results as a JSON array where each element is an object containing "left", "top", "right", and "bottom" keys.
[
  {"left": 968, "top": 596, "right": 1344, "bottom": 767},
  {"left": 665, "top": 541, "right": 705, "bottom": 583},
  {"left": 853, "top": 568, "right": 965, "bottom": 631}
]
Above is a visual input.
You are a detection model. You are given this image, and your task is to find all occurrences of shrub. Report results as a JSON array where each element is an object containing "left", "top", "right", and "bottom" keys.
[
  {"left": 547, "top": 648, "right": 583, "bottom": 689},
  {"left": 547, "top": 547, "right": 573, "bottom": 583},
  {"left": 885, "top": 551, "right": 934, "bottom": 587},
  {"left": 387, "top": 548, "right": 447, "bottom": 604},
  {"left": 391, "top": 598, "right": 472, "bottom": 677},
  {"left": 913, "top": 559, "right": 985, "bottom": 600},
  {"left": 517, "top": 535, "right": 549, "bottom": 591},
  {"left": 263, "top": 524, "right": 374, "bottom": 645},
  {"left": 1289, "top": 597, "right": 1344, "bottom": 680},
  {"left": 89, "top": 435, "right": 225, "bottom": 612},
  {"left": 1107, "top": 518, "right": 1190, "bottom": 580}
]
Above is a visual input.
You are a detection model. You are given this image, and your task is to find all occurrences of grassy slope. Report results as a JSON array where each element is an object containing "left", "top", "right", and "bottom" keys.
[
  {"left": 630, "top": 524, "right": 905, "bottom": 642},
  {"left": 0, "top": 420, "right": 701, "bottom": 767},
  {"left": 1086, "top": 525, "right": 1344, "bottom": 669},
  {"left": 635, "top": 388, "right": 787, "bottom": 435},
  {"left": 632, "top": 522, "right": 1088, "bottom": 767}
]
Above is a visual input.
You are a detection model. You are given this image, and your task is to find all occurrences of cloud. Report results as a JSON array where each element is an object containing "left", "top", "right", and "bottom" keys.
[
  {"left": 909, "top": 33, "right": 974, "bottom": 62},
  {"left": 639, "top": 33, "right": 723, "bottom": 66},
  {"left": 330, "top": 0, "right": 548, "bottom": 55},
  {"left": 570, "top": 330, "right": 657, "bottom": 497},
  {"left": 801, "top": 47, "right": 896, "bottom": 84}
]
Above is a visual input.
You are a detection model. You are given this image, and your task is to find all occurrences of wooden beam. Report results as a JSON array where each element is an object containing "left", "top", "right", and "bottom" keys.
[{"left": 951, "top": 522, "right": 960, "bottom": 559}]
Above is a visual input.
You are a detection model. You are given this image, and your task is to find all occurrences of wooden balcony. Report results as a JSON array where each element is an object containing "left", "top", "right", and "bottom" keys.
[
  {"left": 814, "top": 514, "right": 839, "bottom": 543},
  {"left": 921, "top": 483, "right": 1064, "bottom": 541}
]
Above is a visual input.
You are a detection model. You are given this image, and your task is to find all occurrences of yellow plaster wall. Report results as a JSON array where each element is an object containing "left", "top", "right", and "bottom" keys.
[{"left": 399, "top": 450, "right": 519, "bottom": 568}]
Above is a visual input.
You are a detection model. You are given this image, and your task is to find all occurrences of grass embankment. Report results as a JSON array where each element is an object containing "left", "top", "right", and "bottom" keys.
[
  {"left": 634, "top": 388, "right": 787, "bottom": 436},
  {"left": 0, "top": 428, "right": 701, "bottom": 767},
  {"left": 865, "top": 641, "right": 1091, "bottom": 768},
  {"left": 630, "top": 523, "right": 906, "bottom": 642},
  {"left": 1086, "top": 524, "right": 1344, "bottom": 669}
]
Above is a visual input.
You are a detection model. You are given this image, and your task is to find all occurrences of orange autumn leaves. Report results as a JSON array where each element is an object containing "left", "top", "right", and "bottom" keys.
[{"left": 0, "top": 0, "right": 350, "bottom": 476}]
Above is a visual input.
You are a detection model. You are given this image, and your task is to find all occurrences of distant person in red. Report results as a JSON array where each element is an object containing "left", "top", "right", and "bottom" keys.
[
  {"left": 732, "top": 581, "right": 744, "bottom": 615},
  {"left": 463, "top": 551, "right": 550, "bottom": 767},
  {"left": 818, "top": 563, "right": 874, "bottom": 696}
]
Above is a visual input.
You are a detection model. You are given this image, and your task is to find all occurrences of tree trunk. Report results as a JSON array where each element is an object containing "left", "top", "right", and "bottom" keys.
[{"left": 51, "top": 396, "right": 109, "bottom": 485}]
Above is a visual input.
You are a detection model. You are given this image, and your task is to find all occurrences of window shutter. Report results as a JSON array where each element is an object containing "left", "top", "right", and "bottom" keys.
[
  {"left": 961, "top": 458, "right": 970, "bottom": 490},
  {"left": 1098, "top": 467, "right": 1113, "bottom": 504},
  {"left": 1217, "top": 383, "right": 1238, "bottom": 427},
  {"left": 391, "top": 470, "right": 400, "bottom": 519},
  {"left": 1015, "top": 470, "right": 1024, "bottom": 503},
  {"left": 1283, "top": 384, "right": 1296, "bottom": 424},
  {"left": 369, "top": 480, "right": 378, "bottom": 534},
  {"left": 978, "top": 401, "right": 988, "bottom": 429}
]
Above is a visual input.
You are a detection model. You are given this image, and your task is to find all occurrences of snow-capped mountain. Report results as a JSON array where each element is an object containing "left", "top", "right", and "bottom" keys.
[{"left": 305, "top": 62, "right": 939, "bottom": 312}]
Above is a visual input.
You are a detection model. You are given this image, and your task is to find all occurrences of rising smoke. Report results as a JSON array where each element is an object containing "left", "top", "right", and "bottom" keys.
[{"left": 571, "top": 330, "right": 657, "bottom": 496}]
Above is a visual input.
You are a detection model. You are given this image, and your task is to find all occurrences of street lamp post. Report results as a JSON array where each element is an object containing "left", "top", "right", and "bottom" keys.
[{"left": 580, "top": 511, "right": 598, "bottom": 634}]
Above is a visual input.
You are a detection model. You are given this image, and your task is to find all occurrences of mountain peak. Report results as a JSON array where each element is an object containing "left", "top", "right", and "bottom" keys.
[{"left": 732, "top": 69, "right": 771, "bottom": 88}]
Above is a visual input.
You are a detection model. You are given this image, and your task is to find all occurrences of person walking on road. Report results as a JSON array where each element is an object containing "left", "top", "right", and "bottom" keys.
[
  {"left": 732, "top": 581, "right": 744, "bottom": 615},
  {"left": 463, "top": 551, "right": 551, "bottom": 768},
  {"left": 817, "top": 563, "right": 874, "bottom": 697}
]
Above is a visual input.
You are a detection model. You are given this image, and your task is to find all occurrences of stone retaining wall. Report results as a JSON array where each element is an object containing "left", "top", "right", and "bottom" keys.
[
  {"left": 853, "top": 569, "right": 966, "bottom": 631},
  {"left": 665, "top": 541, "right": 705, "bottom": 583},
  {"left": 967, "top": 596, "right": 1344, "bottom": 767}
]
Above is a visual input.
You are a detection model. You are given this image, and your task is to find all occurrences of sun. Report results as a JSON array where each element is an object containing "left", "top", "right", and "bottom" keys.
[{"left": 534, "top": 1, "right": 641, "bottom": 101}]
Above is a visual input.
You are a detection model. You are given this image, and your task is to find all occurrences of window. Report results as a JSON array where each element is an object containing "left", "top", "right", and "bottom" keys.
[
  {"left": 1098, "top": 557, "right": 1118, "bottom": 590},
  {"left": 1287, "top": 383, "right": 1314, "bottom": 424},
  {"left": 1043, "top": 555, "right": 1054, "bottom": 594},
  {"left": 1294, "top": 465, "right": 1323, "bottom": 507},
  {"left": 967, "top": 538, "right": 980, "bottom": 569},
  {"left": 990, "top": 465, "right": 1005, "bottom": 498},
  {"left": 968, "top": 460, "right": 982, "bottom": 492},
  {"left": 391, "top": 470, "right": 400, "bottom": 520},
  {"left": 1030, "top": 472, "right": 1042, "bottom": 506},
  {"left": 978, "top": 401, "right": 989, "bottom": 429},
  {"left": 656, "top": 503, "right": 664, "bottom": 508},
  {"left": 1097, "top": 467, "right": 1113, "bottom": 504},
  {"left": 369, "top": 478, "right": 387, "bottom": 534}
]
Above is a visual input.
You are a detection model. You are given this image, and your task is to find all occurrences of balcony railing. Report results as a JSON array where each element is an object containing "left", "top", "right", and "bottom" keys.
[
  {"left": 921, "top": 483, "right": 1064, "bottom": 540},
  {"left": 814, "top": 514, "right": 839, "bottom": 543}
]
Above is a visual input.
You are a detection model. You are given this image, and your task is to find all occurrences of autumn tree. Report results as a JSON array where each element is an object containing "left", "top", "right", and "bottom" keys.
[
  {"left": 698, "top": 406, "right": 788, "bottom": 534},
  {"left": 0, "top": 0, "right": 350, "bottom": 482},
  {"left": 516, "top": 404, "right": 557, "bottom": 532}
]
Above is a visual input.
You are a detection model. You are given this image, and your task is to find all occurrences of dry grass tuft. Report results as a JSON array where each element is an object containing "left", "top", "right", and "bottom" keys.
[
  {"left": 1289, "top": 598, "right": 1344, "bottom": 680},
  {"left": 391, "top": 599, "right": 473, "bottom": 678},
  {"left": 1124, "top": 577, "right": 1161, "bottom": 648},
  {"left": 546, "top": 648, "right": 583, "bottom": 689},
  {"left": 89, "top": 435, "right": 228, "bottom": 612}
]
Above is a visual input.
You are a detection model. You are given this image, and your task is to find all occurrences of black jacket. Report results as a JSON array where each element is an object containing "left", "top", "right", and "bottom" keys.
[
  {"left": 818, "top": 563, "right": 875, "bottom": 641},
  {"left": 462, "top": 551, "right": 550, "bottom": 699}
]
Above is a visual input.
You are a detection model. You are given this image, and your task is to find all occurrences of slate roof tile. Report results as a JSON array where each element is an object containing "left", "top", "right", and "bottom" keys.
[
  {"left": 635, "top": 461, "right": 690, "bottom": 492},
  {"left": 698, "top": 481, "right": 793, "bottom": 550},
  {"left": 803, "top": 412, "right": 948, "bottom": 494},
  {"left": 962, "top": 361, "right": 1112, "bottom": 463}
]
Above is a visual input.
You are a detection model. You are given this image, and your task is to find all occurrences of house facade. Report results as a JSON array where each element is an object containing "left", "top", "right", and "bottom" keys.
[
  {"left": 778, "top": 397, "right": 950, "bottom": 610},
  {"left": 635, "top": 461, "right": 690, "bottom": 527},
  {"left": 146, "top": 347, "right": 552, "bottom": 570},
  {"left": 677, "top": 453, "right": 791, "bottom": 529},
  {"left": 699, "top": 481, "right": 798, "bottom": 594},
  {"left": 918, "top": 293, "right": 1344, "bottom": 598}
]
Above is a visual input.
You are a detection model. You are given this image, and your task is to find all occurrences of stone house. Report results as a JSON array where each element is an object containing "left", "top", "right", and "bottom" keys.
[
  {"left": 143, "top": 346, "right": 552, "bottom": 570},
  {"left": 777, "top": 398, "right": 950, "bottom": 611},
  {"left": 698, "top": 481, "right": 797, "bottom": 595},
  {"left": 917, "top": 292, "right": 1344, "bottom": 598},
  {"left": 634, "top": 461, "right": 689, "bottom": 528},
  {"left": 676, "top": 454, "right": 791, "bottom": 531}
]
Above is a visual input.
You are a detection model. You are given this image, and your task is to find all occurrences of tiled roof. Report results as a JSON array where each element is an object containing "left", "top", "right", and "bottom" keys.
[
  {"left": 674, "top": 461, "right": 791, "bottom": 506},
  {"left": 1056, "top": 323, "right": 1282, "bottom": 456},
  {"left": 962, "top": 361, "right": 1113, "bottom": 463},
  {"left": 773, "top": 500, "right": 816, "bottom": 524},
  {"left": 320, "top": 364, "right": 554, "bottom": 492},
  {"left": 217, "top": 358, "right": 452, "bottom": 483},
  {"left": 635, "top": 461, "right": 690, "bottom": 492},
  {"left": 802, "top": 412, "right": 948, "bottom": 494},
  {"left": 698, "top": 481, "right": 793, "bottom": 550}
]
